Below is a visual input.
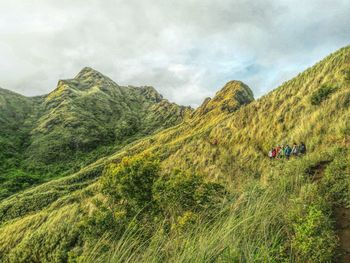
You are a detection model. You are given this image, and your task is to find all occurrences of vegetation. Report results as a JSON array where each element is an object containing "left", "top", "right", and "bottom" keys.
[
  {"left": 0, "top": 170, "right": 43, "bottom": 199},
  {"left": 82, "top": 149, "right": 344, "bottom": 262},
  {"left": 0, "top": 46, "right": 349, "bottom": 262},
  {"left": 310, "top": 84, "right": 337, "bottom": 105},
  {"left": 320, "top": 150, "right": 350, "bottom": 207},
  {"left": 79, "top": 154, "right": 226, "bottom": 253},
  {"left": 0, "top": 67, "right": 190, "bottom": 199}
]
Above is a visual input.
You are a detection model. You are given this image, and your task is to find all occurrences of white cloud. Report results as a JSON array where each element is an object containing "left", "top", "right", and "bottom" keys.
[{"left": 0, "top": 0, "right": 349, "bottom": 106}]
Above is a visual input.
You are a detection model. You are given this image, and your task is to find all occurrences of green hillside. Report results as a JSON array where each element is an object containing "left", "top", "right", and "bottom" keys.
[
  {"left": 0, "top": 88, "right": 41, "bottom": 169},
  {"left": 0, "top": 46, "right": 349, "bottom": 262},
  {"left": 0, "top": 67, "right": 190, "bottom": 199}
]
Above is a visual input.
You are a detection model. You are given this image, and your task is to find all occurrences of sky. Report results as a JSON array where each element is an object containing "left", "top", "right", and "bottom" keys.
[{"left": 0, "top": 0, "right": 349, "bottom": 107}]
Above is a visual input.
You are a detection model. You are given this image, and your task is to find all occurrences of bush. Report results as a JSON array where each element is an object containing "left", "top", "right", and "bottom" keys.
[
  {"left": 320, "top": 153, "right": 350, "bottom": 207},
  {"left": 81, "top": 154, "right": 160, "bottom": 245},
  {"left": 95, "top": 157, "right": 227, "bottom": 240},
  {"left": 101, "top": 154, "right": 160, "bottom": 212},
  {"left": 288, "top": 185, "right": 338, "bottom": 262},
  {"left": 292, "top": 204, "right": 337, "bottom": 262},
  {"left": 310, "top": 85, "right": 336, "bottom": 105}
]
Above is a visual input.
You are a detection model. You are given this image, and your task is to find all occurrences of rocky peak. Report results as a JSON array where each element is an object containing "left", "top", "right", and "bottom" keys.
[{"left": 192, "top": 80, "right": 254, "bottom": 117}]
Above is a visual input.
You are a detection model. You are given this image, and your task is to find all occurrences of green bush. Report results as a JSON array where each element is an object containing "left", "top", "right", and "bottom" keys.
[
  {"left": 321, "top": 153, "right": 350, "bottom": 207},
  {"left": 288, "top": 185, "right": 338, "bottom": 262},
  {"left": 310, "top": 85, "right": 336, "bottom": 105},
  {"left": 292, "top": 204, "right": 337, "bottom": 262},
  {"left": 101, "top": 154, "right": 160, "bottom": 212},
  {"left": 87, "top": 156, "right": 227, "bottom": 244}
]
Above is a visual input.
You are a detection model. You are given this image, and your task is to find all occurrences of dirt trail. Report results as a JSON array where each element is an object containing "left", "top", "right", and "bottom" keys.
[
  {"left": 334, "top": 207, "right": 350, "bottom": 263},
  {"left": 309, "top": 161, "right": 350, "bottom": 263}
]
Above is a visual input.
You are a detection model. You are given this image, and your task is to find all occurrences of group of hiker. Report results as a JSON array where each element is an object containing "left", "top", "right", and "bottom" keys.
[{"left": 268, "top": 142, "right": 306, "bottom": 160}]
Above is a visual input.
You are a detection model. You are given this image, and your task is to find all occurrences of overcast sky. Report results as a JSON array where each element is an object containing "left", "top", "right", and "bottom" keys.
[{"left": 0, "top": 0, "right": 349, "bottom": 106}]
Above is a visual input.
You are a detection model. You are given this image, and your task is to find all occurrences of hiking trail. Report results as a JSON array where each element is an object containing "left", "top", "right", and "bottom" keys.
[
  {"left": 310, "top": 161, "right": 350, "bottom": 263},
  {"left": 334, "top": 207, "right": 350, "bottom": 262}
]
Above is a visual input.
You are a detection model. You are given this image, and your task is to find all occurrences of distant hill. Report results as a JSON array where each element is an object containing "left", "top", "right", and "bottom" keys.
[
  {"left": 0, "top": 67, "right": 191, "bottom": 199},
  {"left": 0, "top": 46, "right": 349, "bottom": 262}
]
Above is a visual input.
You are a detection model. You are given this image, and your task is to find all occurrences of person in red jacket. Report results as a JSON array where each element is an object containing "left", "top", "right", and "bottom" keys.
[
  {"left": 268, "top": 148, "right": 277, "bottom": 159},
  {"left": 272, "top": 148, "right": 277, "bottom": 158}
]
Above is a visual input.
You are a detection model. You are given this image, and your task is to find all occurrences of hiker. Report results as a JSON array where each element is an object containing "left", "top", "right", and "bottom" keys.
[
  {"left": 299, "top": 142, "right": 306, "bottom": 155},
  {"left": 275, "top": 145, "right": 282, "bottom": 159},
  {"left": 284, "top": 145, "right": 292, "bottom": 159},
  {"left": 268, "top": 148, "right": 276, "bottom": 159},
  {"left": 292, "top": 143, "right": 299, "bottom": 156},
  {"left": 278, "top": 145, "right": 285, "bottom": 159}
]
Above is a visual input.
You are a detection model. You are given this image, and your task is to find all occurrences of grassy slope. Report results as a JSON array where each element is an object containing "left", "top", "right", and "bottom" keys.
[
  {"left": 0, "top": 67, "right": 190, "bottom": 199},
  {"left": 0, "top": 88, "right": 41, "bottom": 169},
  {"left": 0, "top": 46, "right": 349, "bottom": 262},
  {"left": 0, "top": 88, "right": 44, "bottom": 199},
  {"left": 102, "top": 45, "right": 349, "bottom": 182},
  {"left": 24, "top": 67, "right": 192, "bottom": 172}
]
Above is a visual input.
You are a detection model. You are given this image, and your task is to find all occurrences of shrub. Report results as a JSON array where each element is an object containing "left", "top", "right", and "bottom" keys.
[
  {"left": 292, "top": 204, "right": 337, "bottom": 262},
  {"left": 81, "top": 155, "right": 160, "bottom": 245},
  {"left": 101, "top": 154, "right": 160, "bottom": 212},
  {"left": 320, "top": 153, "right": 350, "bottom": 207},
  {"left": 288, "top": 184, "right": 338, "bottom": 262},
  {"left": 310, "top": 85, "right": 336, "bottom": 105}
]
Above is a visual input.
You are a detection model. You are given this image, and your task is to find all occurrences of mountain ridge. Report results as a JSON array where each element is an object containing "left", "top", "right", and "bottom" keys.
[{"left": 0, "top": 67, "right": 192, "bottom": 199}]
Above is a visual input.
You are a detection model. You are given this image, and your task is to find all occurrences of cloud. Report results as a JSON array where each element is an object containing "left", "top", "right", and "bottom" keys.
[{"left": 0, "top": 0, "right": 349, "bottom": 106}]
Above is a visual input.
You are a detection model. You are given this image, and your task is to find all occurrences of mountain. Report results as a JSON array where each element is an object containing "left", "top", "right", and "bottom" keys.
[
  {"left": 191, "top": 80, "right": 254, "bottom": 118},
  {"left": 0, "top": 46, "right": 349, "bottom": 262},
  {"left": 26, "top": 67, "right": 191, "bottom": 169},
  {"left": 0, "top": 67, "right": 191, "bottom": 199},
  {"left": 0, "top": 88, "right": 41, "bottom": 168}
]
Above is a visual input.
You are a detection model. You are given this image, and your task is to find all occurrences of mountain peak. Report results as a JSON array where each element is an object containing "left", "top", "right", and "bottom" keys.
[
  {"left": 74, "top": 67, "right": 112, "bottom": 81},
  {"left": 192, "top": 80, "right": 254, "bottom": 117},
  {"left": 74, "top": 67, "right": 109, "bottom": 81},
  {"left": 215, "top": 81, "right": 254, "bottom": 103}
]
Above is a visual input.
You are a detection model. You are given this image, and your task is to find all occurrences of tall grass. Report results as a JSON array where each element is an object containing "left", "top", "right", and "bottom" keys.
[{"left": 85, "top": 157, "right": 314, "bottom": 263}]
